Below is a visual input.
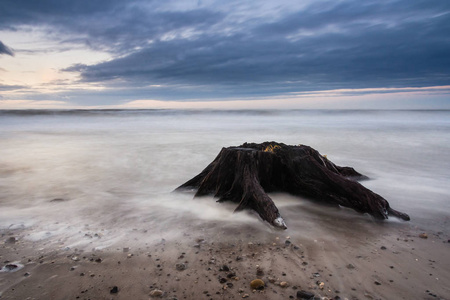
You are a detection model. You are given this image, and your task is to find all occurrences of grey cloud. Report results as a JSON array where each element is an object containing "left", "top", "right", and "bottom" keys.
[
  {"left": 0, "top": 0, "right": 223, "bottom": 54},
  {"left": 0, "top": 84, "right": 26, "bottom": 91},
  {"left": 0, "top": 41, "right": 14, "bottom": 56},
  {"left": 64, "top": 0, "right": 450, "bottom": 99},
  {"left": 2, "top": 0, "right": 450, "bottom": 103}
]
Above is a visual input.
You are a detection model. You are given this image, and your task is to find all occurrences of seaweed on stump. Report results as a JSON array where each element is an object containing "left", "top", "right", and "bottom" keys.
[{"left": 176, "top": 142, "right": 410, "bottom": 229}]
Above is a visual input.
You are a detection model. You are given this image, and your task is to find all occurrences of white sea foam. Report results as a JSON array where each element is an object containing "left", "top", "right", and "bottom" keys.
[{"left": 0, "top": 109, "right": 449, "bottom": 249}]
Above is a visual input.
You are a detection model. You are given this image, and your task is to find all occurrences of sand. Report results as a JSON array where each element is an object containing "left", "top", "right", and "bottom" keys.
[{"left": 1, "top": 211, "right": 449, "bottom": 300}]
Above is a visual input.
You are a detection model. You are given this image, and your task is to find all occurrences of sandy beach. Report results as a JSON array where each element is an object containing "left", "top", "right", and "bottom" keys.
[{"left": 1, "top": 204, "right": 449, "bottom": 300}]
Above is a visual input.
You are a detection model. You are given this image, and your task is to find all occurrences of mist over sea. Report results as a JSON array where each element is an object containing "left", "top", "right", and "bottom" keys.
[{"left": 1, "top": 109, "right": 449, "bottom": 251}]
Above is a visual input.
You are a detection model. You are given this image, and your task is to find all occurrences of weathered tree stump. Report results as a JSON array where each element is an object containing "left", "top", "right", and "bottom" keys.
[{"left": 176, "top": 142, "right": 410, "bottom": 229}]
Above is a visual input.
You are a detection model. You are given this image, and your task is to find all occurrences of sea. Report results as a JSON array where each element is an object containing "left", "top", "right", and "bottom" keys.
[{"left": 0, "top": 109, "right": 449, "bottom": 250}]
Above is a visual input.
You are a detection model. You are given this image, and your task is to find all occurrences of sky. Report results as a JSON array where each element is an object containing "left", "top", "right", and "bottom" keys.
[{"left": 0, "top": 0, "right": 449, "bottom": 109}]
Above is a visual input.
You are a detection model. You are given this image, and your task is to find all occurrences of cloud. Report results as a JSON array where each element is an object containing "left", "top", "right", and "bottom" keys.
[
  {"left": 0, "top": 84, "right": 25, "bottom": 91},
  {"left": 0, "top": 41, "right": 14, "bottom": 56},
  {"left": 2, "top": 0, "right": 450, "bottom": 103}
]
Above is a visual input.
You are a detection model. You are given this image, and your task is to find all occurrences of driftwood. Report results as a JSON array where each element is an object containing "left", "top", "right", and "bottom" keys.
[{"left": 176, "top": 142, "right": 410, "bottom": 229}]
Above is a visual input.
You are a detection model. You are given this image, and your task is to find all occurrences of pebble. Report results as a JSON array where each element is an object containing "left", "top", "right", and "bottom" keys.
[
  {"left": 380, "top": 246, "right": 387, "bottom": 250},
  {"left": 250, "top": 279, "right": 265, "bottom": 290},
  {"left": 242, "top": 294, "right": 249, "bottom": 298},
  {"left": 346, "top": 264, "right": 355, "bottom": 269},
  {"left": 219, "top": 265, "right": 230, "bottom": 271},
  {"left": 419, "top": 233, "right": 428, "bottom": 239},
  {"left": 374, "top": 281, "right": 381, "bottom": 285},
  {"left": 297, "top": 290, "right": 314, "bottom": 299},
  {"left": 219, "top": 277, "right": 227, "bottom": 283},
  {"left": 319, "top": 282, "right": 324, "bottom": 289},
  {"left": 110, "top": 286, "right": 119, "bottom": 294},
  {"left": 6, "top": 237, "right": 16, "bottom": 244},
  {"left": 149, "top": 289, "right": 163, "bottom": 297},
  {"left": 280, "top": 281, "right": 288, "bottom": 287},
  {"left": 176, "top": 263, "right": 187, "bottom": 271},
  {"left": 4, "top": 264, "right": 18, "bottom": 271}
]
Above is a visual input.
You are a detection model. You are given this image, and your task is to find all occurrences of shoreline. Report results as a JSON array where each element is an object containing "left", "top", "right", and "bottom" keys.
[{"left": 1, "top": 216, "right": 449, "bottom": 300}]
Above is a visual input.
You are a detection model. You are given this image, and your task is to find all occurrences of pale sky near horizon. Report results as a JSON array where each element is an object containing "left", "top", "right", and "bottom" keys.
[{"left": 1, "top": 0, "right": 449, "bottom": 109}]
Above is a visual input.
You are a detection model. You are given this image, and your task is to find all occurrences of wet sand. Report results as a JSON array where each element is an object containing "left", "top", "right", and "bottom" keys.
[{"left": 1, "top": 212, "right": 449, "bottom": 300}]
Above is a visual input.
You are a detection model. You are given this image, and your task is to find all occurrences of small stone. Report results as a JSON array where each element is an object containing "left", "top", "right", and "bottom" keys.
[
  {"left": 256, "top": 267, "right": 264, "bottom": 276},
  {"left": 250, "top": 279, "right": 265, "bottom": 290},
  {"left": 419, "top": 233, "right": 428, "bottom": 239},
  {"left": 242, "top": 294, "right": 249, "bottom": 298},
  {"left": 236, "top": 256, "right": 243, "bottom": 261},
  {"left": 219, "top": 277, "right": 227, "bottom": 283},
  {"left": 50, "top": 198, "right": 66, "bottom": 202},
  {"left": 297, "top": 290, "right": 314, "bottom": 299},
  {"left": 226, "top": 282, "right": 233, "bottom": 288},
  {"left": 110, "top": 286, "right": 119, "bottom": 294},
  {"left": 319, "top": 282, "right": 324, "bottom": 289},
  {"left": 176, "top": 263, "right": 187, "bottom": 271},
  {"left": 285, "top": 240, "right": 292, "bottom": 246},
  {"left": 374, "top": 281, "right": 381, "bottom": 286},
  {"left": 24, "top": 272, "right": 30, "bottom": 277},
  {"left": 380, "top": 246, "right": 387, "bottom": 250},
  {"left": 94, "top": 258, "right": 102, "bottom": 263},
  {"left": 6, "top": 237, "right": 16, "bottom": 244},
  {"left": 280, "top": 281, "right": 288, "bottom": 287},
  {"left": 4, "top": 264, "right": 18, "bottom": 271},
  {"left": 219, "top": 265, "right": 230, "bottom": 271},
  {"left": 149, "top": 289, "right": 163, "bottom": 297},
  {"left": 346, "top": 264, "right": 355, "bottom": 269},
  {"left": 127, "top": 253, "right": 133, "bottom": 258}
]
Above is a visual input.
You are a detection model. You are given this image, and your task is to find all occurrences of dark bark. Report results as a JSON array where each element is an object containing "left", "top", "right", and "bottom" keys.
[{"left": 176, "top": 142, "right": 410, "bottom": 229}]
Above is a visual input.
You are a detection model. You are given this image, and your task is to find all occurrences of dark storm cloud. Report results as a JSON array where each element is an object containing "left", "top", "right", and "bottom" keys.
[
  {"left": 2, "top": 0, "right": 450, "bottom": 101},
  {"left": 68, "top": 0, "right": 450, "bottom": 96},
  {"left": 0, "top": 41, "right": 14, "bottom": 56},
  {"left": 0, "top": 0, "right": 223, "bottom": 54}
]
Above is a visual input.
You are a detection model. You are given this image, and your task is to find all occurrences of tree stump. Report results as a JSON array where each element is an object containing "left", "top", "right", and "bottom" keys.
[{"left": 176, "top": 142, "right": 410, "bottom": 229}]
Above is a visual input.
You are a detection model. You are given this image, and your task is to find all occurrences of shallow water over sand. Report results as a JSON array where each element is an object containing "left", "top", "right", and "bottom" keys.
[{"left": 0, "top": 109, "right": 449, "bottom": 250}]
